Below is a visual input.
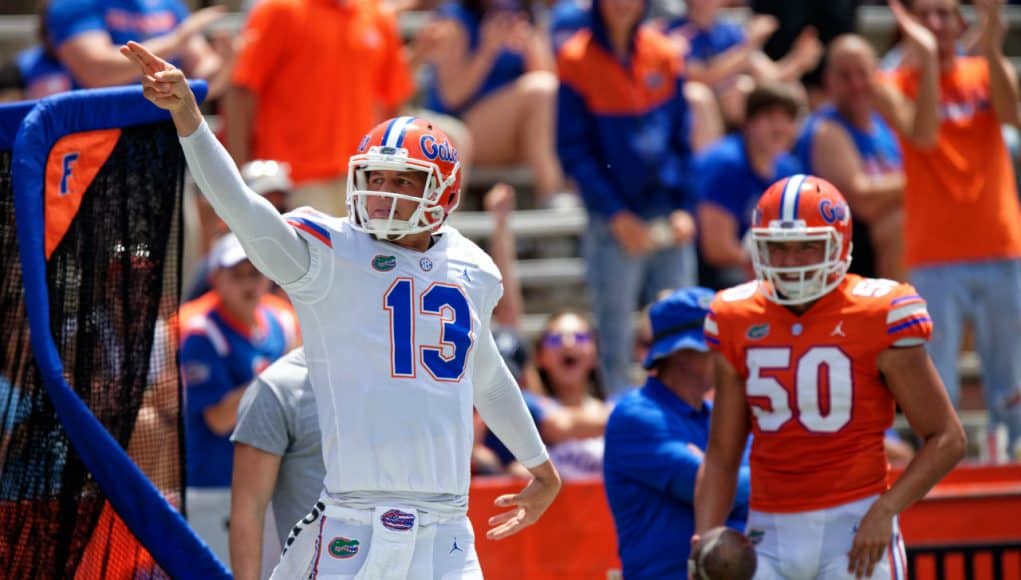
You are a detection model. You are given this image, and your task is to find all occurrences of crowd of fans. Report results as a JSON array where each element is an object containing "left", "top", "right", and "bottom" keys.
[{"left": 2, "top": 0, "right": 1021, "bottom": 572}]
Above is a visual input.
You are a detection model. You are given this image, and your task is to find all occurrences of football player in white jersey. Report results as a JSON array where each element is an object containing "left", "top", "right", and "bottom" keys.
[{"left": 122, "top": 42, "right": 561, "bottom": 579}]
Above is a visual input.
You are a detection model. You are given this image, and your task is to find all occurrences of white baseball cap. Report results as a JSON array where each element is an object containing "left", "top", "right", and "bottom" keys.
[
  {"left": 207, "top": 233, "right": 248, "bottom": 270},
  {"left": 241, "top": 160, "right": 293, "bottom": 197}
]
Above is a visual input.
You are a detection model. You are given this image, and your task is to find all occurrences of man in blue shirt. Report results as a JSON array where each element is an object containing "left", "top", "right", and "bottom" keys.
[
  {"left": 47, "top": 0, "right": 223, "bottom": 91},
  {"left": 604, "top": 286, "right": 750, "bottom": 579},
  {"left": 795, "top": 34, "right": 905, "bottom": 281},
  {"left": 695, "top": 82, "right": 802, "bottom": 289}
]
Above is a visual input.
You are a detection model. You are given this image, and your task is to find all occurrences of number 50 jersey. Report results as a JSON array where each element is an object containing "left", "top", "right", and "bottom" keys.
[
  {"left": 704, "top": 275, "right": 933, "bottom": 513},
  {"left": 281, "top": 208, "right": 504, "bottom": 498}
]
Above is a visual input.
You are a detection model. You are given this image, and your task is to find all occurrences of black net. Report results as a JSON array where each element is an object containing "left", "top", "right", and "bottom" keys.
[{"left": 0, "top": 122, "right": 185, "bottom": 579}]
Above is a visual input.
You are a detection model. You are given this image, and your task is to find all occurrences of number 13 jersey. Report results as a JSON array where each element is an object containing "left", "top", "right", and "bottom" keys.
[
  {"left": 281, "top": 208, "right": 504, "bottom": 499},
  {"left": 704, "top": 274, "right": 933, "bottom": 512}
]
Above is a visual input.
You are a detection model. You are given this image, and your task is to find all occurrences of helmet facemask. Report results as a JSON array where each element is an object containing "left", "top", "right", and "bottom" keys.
[
  {"left": 346, "top": 146, "right": 460, "bottom": 240},
  {"left": 749, "top": 222, "right": 852, "bottom": 305}
]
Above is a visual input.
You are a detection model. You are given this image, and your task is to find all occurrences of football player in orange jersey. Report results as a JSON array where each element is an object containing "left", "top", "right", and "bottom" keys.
[{"left": 692, "top": 174, "right": 966, "bottom": 579}]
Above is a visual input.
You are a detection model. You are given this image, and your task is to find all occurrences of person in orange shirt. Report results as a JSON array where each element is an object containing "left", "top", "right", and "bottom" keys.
[
  {"left": 877, "top": 0, "right": 1021, "bottom": 460},
  {"left": 693, "top": 175, "right": 965, "bottom": 579},
  {"left": 225, "top": 0, "right": 416, "bottom": 217}
]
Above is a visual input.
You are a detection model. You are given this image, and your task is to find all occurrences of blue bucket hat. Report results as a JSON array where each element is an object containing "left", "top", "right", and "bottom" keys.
[{"left": 642, "top": 286, "right": 716, "bottom": 369}]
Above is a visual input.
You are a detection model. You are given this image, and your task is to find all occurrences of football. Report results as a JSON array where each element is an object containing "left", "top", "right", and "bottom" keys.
[{"left": 689, "top": 527, "right": 757, "bottom": 580}]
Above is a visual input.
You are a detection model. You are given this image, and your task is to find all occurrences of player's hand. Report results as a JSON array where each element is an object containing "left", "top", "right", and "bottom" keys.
[
  {"left": 847, "top": 500, "right": 895, "bottom": 578},
  {"left": 610, "top": 211, "right": 654, "bottom": 256},
  {"left": 120, "top": 41, "right": 194, "bottom": 113},
  {"left": 486, "top": 460, "right": 561, "bottom": 540},
  {"left": 688, "top": 533, "right": 702, "bottom": 579},
  {"left": 889, "top": 0, "right": 937, "bottom": 56}
]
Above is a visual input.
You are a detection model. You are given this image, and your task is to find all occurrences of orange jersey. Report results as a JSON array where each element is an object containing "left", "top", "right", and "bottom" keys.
[
  {"left": 887, "top": 57, "right": 1021, "bottom": 268},
  {"left": 231, "top": 0, "right": 415, "bottom": 184},
  {"left": 705, "top": 275, "right": 933, "bottom": 512}
]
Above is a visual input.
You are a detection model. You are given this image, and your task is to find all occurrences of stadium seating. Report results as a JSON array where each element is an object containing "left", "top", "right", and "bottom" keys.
[{"left": 0, "top": 2, "right": 1010, "bottom": 452}]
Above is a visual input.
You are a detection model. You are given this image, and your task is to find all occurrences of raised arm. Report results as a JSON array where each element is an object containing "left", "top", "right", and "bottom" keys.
[
  {"left": 485, "top": 184, "right": 524, "bottom": 328},
  {"left": 977, "top": 0, "right": 1021, "bottom": 128},
  {"left": 121, "top": 42, "right": 310, "bottom": 286},
  {"left": 873, "top": 0, "right": 940, "bottom": 149}
]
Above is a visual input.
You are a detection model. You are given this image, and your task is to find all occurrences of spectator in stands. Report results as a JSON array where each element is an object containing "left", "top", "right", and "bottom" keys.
[
  {"left": 879, "top": 1, "right": 979, "bottom": 72},
  {"left": 179, "top": 234, "right": 297, "bottom": 566},
  {"left": 535, "top": 310, "right": 609, "bottom": 479},
  {"left": 664, "top": 0, "right": 822, "bottom": 127},
  {"left": 557, "top": 0, "right": 698, "bottom": 395},
  {"left": 750, "top": 0, "right": 859, "bottom": 107},
  {"left": 474, "top": 184, "right": 610, "bottom": 477},
  {"left": 46, "top": 0, "right": 227, "bottom": 94},
  {"left": 478, "top": 325, "right": 612, "bottom": 478},
  {"left": 128, "top": 317, "right": 184, "bottom": 494},
  {"left": 880, "top": 1, "right": 1021, "bottom": 197},
  {"left": 226, "top": 0, "right": 415, "bottom": 216},
  {"left": 604, "top": 286, "right": 750, "bottom": 579},
  {"left": 547, "top": 0, "right": 724, "bottom": 152},
  {"left": 420, "top": 0, "right": 569, "bottom": 208},
  {"left": 695, "top": 81, "right": 802, "bottom": 290},
  {"left": 230, "top": 347, "right": 322, "bottom": 580},
  {"left": 0, "top": 2, "right": 75, "bottom": 101},
  {"left": 0, "top": 47, "right": 74, "bottom": 101},
  {"left": 878, "top": 0, "right": 1021, "bottom": 458},
  {"left": 797, "top": 34, "right": 906, "bottom": 281}
]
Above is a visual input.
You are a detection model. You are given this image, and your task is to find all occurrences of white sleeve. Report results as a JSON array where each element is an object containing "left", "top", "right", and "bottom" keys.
[
  {"left": 178, "top": 121, "right": 310, "bottom": 285},
  {"left": 473, "top": 290, "right": 549, "bottom": 469}
]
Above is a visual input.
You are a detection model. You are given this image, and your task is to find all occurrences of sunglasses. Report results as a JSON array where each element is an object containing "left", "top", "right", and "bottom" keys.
[{"left": 541, "top": 331, "right": 593, "bottom": 349}]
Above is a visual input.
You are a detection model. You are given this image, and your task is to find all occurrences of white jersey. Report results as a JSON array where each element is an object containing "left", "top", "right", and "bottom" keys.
[
  {"left": 178, "top": 121, "right": 547, "bottom": 517},
  {"left": 282, "top": 211, "right": 499, "bottom": 498}
]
